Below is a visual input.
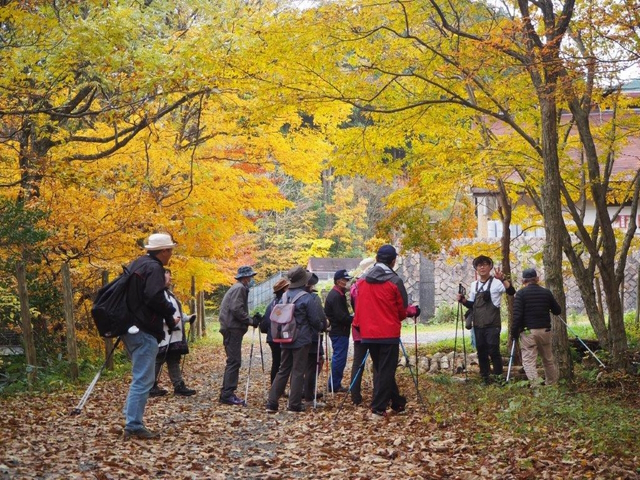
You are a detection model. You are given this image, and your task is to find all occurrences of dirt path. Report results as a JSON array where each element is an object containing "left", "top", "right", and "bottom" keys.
[{"left": 1, "top": 338, "right": 638, "bottom": 479}]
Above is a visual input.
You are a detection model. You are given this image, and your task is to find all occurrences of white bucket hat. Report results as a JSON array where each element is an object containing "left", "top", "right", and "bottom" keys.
[{"left": 144, "top": 233, "right": 177, "bottom": 251}]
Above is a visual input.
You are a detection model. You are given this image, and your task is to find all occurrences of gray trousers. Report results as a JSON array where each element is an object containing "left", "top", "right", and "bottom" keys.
[
  {"left": 155, "top": 352, "right": 183, "bottom": 388},
  {"left": 220, "top": 329, "right": 245, "bottom": 400},
  {"left": 267, "top": 344, "right": 310, "bottom": 411}
]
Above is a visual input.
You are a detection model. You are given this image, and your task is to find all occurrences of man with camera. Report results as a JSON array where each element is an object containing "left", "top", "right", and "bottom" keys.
[
  {"left": 457, "top": 255, "right": 515, "bottom": 384},
  {"left": 219, "top": 265, "right": 261, "bottom": 406}
]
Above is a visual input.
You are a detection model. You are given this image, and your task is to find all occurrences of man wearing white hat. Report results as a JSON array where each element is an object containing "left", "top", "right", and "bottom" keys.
[
  {"left": 219, "top": 265, "right": 260, "bottom": 406},
  {"left": 122, "top": 233, "right": 178, "bottom": 439}
]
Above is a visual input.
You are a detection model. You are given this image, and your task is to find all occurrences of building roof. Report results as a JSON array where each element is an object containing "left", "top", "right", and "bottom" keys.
[{"left": 306, "top": 258, "right": 362, "bottom": 273}]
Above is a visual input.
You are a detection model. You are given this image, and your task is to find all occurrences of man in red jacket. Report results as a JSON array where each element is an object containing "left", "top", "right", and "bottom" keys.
[{"left": 353, "top": 244, "right": 419, "bottom": 420}]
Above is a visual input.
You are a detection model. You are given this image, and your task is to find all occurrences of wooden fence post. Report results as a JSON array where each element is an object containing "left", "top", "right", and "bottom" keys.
[
  {"left": 190, "top": 276, "right": 197, "bottom": 341},
  {"left": 101, "top": 270, "right": 114, "bottom": 370},
  {"left": 199, "top": 291, "right": 206, "bottom": 337},
  {"left": 16, "top": 263, "right": 37, "bottom": 385},
  {"left": 61, "top": 263, "right": 79, "bottom": 381}
]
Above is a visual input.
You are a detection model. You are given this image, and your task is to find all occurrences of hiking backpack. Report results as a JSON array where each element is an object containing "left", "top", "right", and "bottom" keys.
[
  {"left": 270, "top": 291, "right": 308, "bottom": 344},
  {"left": 91, "top": 267, "right": 135, "bottom": 338}
]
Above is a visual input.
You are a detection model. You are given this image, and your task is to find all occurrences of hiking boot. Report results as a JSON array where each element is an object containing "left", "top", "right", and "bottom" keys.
[
  {"left": 370, "top": 409, "right": 387, "bottom": 421},
  {"left": 149, "top": 384, "right": 167, "bottom": 397},
  {"left": 332, "top": 386, "right": 348, "bottom": 393},
  {"left": 391, "top": 395, "right": 407, "bottom": 413},
  {"left": 351, "top": 395, "right": 363, "bottom": 406},
  {"left": 123, "top": 427, "right": 160, "bottom": 440},
  {"left": 286, "top": 405, "right": 306, "bottom": 413},
  {"left": 219, "top": 395, "right": 246, "bottom": 406},
  {"left": 174, "top": 382, "right": 196, "bottom": 396},
  {"left": 265, "top": 403, "right": 278, "bottom": 414}
]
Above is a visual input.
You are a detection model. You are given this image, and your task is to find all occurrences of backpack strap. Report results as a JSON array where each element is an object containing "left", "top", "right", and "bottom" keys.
[
  {"left": 476, "top": 276, "right": 494, "bottom": 293},
  {"left": 290, "top": 291, "right": 308, "bottom": 303}
]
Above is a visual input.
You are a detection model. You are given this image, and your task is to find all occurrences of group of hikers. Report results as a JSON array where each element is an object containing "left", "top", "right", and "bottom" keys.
[{"left": 119, "top": 233, "right": 562, "bottom": 439}]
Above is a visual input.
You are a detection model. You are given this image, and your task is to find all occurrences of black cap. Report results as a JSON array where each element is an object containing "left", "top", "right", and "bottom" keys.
[
  {"left": 523, "top": 268, "right": 538, "bottom": 279},
  {"left": 376, "top": 244, "right": 397, "bottom": 263},
  {"left": 334, "top": 269, "right": 352, "bottom": 282}
]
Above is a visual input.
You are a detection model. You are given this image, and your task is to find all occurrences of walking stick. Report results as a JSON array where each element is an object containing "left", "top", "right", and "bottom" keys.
[
  {"left": 313, "top": 332, "right": 322, "bottom": 408},
  {"left": 333, "top": 350, "right": 369, "bottom": 422},
  {"left": 461, "top": 313, "right": 468, "bottom": 379},
  {"left": 244, "top": 327, "right": 256, "bottom": 405},
  {"left": 155, "top": 329, "right": 175, "bottom": 384},
  {"left": 399, "top": 339, "right": 424, "bottom": 405},
  {"left": 326, "top": 331, "right": 334, "bottom": 396},
  {"left": 555, "top": 315, "right": 606, "bottom": 368},
  {"left": 506, "top": 339, "right": 517, "bottom": 382},
  {"left": 413, "top": 316, "right": 419, "bottom": 378},
  {"left": 71, "top": 337, "right": 122, "bottom": 415},
  {"left": 181, "top": 321, "right": 192, "bottom": 375},
  {"left": 453, "top": 302, "right": 460, "bottom": 375},
  {"left": 257, "top": 326, "right": 267, "bottom": 400}
]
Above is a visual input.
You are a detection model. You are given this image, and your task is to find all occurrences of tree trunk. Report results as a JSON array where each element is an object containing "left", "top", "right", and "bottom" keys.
[
  {"left": 102, "top": 271, "right": 114, "bottom": 370},
  {"left": 62, "top": 263, "right": 79, "bottom": 381},
  {"left": 16, "top": 263, "right": 37, "bottom": 385},
  {"left": 539, "top": 96, "right": 572, "bottom": 380}
]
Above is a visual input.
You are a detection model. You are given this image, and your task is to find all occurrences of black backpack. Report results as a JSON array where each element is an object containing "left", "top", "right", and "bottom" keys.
[{"left": 91, "top": 267, "right": 136, "bottom": 338}]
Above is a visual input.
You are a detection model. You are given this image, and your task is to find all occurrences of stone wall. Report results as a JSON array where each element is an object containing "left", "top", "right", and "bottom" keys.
[{"left": 397, "top": 237, "right": 640, "bottom": 321}]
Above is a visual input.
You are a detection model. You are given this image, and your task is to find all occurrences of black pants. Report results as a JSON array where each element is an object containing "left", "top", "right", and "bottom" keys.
[
  {"left": 267, "top": 342, "right": 281, "bottom": 385},
  {"left": 475, "top": 326, "right": 503, "bottom": 379},
  {"left": 367, "top": 342, "right": 404, "bottom": 413}
]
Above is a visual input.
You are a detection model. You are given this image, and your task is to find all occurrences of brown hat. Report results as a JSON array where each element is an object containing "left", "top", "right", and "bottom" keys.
[
  {"left": 273, "top": 278, "right": 290, "bottom": 293},
  {"left": 287, "top": 265, "right": 313, "bottom": 289}
]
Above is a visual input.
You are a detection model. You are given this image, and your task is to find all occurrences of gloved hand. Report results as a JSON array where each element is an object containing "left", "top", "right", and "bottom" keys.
[
  {"left": 188, "top": 314, "right": 196, "bottom": 324},
  {"left": 406, "top": 305, "right": 420, "bottom": 318},
  {"left": 251, "top": 313, "right": 262, "bottom": 328},
  {"left": 511, "top": 330, "right": 521, "bottom": 340}
]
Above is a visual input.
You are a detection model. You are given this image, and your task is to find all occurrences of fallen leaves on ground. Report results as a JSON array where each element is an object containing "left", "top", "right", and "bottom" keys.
[{"left": 1, "top": 341, "right": 639, "bottom": 479}]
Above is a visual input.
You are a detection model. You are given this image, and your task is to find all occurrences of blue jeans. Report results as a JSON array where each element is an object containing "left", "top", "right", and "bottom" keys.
[
  {"left": 328, "top": 335, "right": 349, "bottom": 391},
  {"left": 122, "top": 331, "right": 158, "bottom": 431}
]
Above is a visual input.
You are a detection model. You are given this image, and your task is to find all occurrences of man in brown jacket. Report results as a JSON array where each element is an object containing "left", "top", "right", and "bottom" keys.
[{"left": 219, "top": 265, "right": 259, "bottom": 405}]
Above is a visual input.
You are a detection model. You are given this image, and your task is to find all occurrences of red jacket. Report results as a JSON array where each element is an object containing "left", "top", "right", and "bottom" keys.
[{"left": 352, "top": 264, "right": 408, "bottom": 342}]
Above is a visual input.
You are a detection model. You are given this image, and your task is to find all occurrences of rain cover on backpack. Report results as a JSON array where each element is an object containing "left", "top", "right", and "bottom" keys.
[{"left": 269, "top": 291, "right": 308, "bottom": 344}]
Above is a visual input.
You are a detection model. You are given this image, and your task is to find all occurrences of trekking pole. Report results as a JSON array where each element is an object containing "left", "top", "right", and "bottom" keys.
[
  {"left": 413, "top": 315, "right": 419, "bottom": 378},
  {"left": 333, "top": 350, "right": 369, "bottom": 423},
  {"left": 399, "top": 339, "right": 424, "bottom": 405},
  {"left": 506, "top": 339, "right": 517, "bottom": 382},
  {"left": 243, "top": 327, "right": 256, "bottom": 405},
  {"left": 453, "top": 302, "right": 460, "bottom": 375},
  {"left": 461, "top": 314, "right": 468, "bottom": 380},
  {"left": 313, "top": 332, "right": 322, "bottom": 408},
  {"left": 326, "top": 332, "right": 334, "bottom": 396},
  {"left": 156, "top": 329, "right": 175, "bottom": 384},
  {"left": 181, "top": 321, "right": 192, "bottom": 376},
  {"left": 71, "top": 337, "right": 122, "bottom": 415},
  {"left": 555, "top": 315, "right": 606, "bottom": 368},
  {"left": 258, "top": 325, "right": 265, "bottom": 374}
]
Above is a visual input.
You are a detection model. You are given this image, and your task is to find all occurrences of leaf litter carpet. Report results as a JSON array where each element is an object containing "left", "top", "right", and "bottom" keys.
[{"left": 1, "top": 341, "right": 638, "bottom": 479}]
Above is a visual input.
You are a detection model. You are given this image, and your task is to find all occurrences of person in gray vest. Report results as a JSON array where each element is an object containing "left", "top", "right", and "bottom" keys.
[
  {"left": 457, "top": 255, "right": 515, "bottom": 384},
  {"left": 265, "top": 266, "right": 324, "bottom": 413},
  {"left": 512, "top": 268, "right": 561, "bottom": 386},
  {"left": 219, "top": 265, "right": 260, "bottom": 406}
]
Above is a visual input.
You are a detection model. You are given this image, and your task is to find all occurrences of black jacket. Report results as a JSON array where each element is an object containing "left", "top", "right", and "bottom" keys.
[
  {"left": 512, "top": 283, "right": 562, "bottom": 334},
  {"left": 127, "top": 254, "right": 176, "bottom": 342},
  {"left": 324, "top": 286, "right": 352, "bottom": 337}
]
